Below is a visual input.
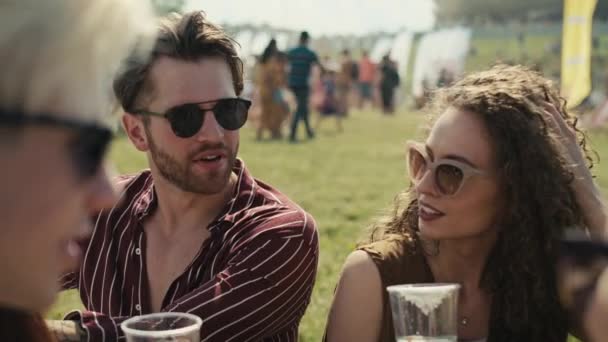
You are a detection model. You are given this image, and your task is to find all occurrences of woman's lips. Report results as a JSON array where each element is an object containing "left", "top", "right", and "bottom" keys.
[{"left": 418, "top": 201, "right": 445, "bottom": 221}]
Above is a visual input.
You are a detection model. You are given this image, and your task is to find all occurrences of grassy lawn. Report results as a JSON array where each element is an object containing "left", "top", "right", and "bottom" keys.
[{"left": 47, "top": 107, "right": 608, "bottom": 341}]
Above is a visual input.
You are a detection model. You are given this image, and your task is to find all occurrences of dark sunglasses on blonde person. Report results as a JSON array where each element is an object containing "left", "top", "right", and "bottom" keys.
[
  {"left": 0, "top": 110, "right": 112, "bottom": 180},
  {"left": 406, "top": 140, "right": 488, "bottom": 197},
  {"left": 133, "top": 98, "right": 251, "bottom": 138}
]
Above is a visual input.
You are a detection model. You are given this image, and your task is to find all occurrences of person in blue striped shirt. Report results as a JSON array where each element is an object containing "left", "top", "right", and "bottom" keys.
[{"left": 287, "top": 31, "right": 323, "bottom": 142}]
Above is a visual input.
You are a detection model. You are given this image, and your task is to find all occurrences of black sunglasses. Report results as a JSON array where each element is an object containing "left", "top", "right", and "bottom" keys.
[
  {"left": 133, "top": 98, "right": 251, "bottom": 138},
  {"left": 0, "top": 110, "right": 113, "bottom": 180}
]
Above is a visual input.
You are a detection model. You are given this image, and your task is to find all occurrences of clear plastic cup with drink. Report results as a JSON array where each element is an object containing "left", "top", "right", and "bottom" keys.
[
  {"left": 387, "top": 283, "right": 460, "bottom": 342},
  {"left": 121, "top": 312, "right": 202, "bottom": 342}
]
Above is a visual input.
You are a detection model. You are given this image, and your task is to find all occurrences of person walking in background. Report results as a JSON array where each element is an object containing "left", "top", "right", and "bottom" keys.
[
  {"left": 357, "top": 50, "right": 376, "bottom": 110},
  {"left": 379, "top": 55, "right": 400, "bottom": 114},
  {"left": 0, "top": 0, "right": 154, "bottom": 341},
  {"left": 311, "top": 55, "right": 331, "bottom": 112},
  {"left": 315, "top": 67, "right": 343, "bottom": 133},
  {"left": 437, "top": 67, "right": 455, "bottom": 88},
  {"left": 261, "top": 38, "right": 279, "bottom": 64},
  {"left": 256, "top": 39, "right": 289, "bottom": 140},
  {"left": 336, "top": 49, "right": 355, "bottom": 117},
  {"left": 287, "top": 31, "right": 322, "bottom": 142}
]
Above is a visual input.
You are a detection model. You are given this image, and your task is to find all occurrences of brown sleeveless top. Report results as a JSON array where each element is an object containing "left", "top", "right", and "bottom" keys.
[
  {"left": 324, "top": 238, "right": 578, "bottom": 342},
  {"left": 358, "top": 238, "right": 434, "bottom": 342},
  {"left": 323, "top": 237, "right": 434, "bottom": 342}
]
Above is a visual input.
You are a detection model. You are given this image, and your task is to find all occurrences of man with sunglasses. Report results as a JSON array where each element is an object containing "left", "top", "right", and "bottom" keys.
[{"left": 58, "top": 11, "right": 319, "bottom": 341}]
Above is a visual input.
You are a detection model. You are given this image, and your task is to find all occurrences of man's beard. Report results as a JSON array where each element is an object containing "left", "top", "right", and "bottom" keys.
[{"left": 145, "top": 129, "right": 236, "bottom": 195}]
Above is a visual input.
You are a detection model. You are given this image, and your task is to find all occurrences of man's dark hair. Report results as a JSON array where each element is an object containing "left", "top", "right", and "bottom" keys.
[
  {"left": 299, "top": 31, "right": 310, "bottom": 44},
  {"left": 113, "top": 11, "right": 243, "bottom": 113}
]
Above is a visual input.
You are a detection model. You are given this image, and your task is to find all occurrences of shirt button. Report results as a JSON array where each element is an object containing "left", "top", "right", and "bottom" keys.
[
  {"left": 135, "top": 248, "right": 141, "bottom": 255},
  {"left": 135, "top": 304, "right": 141, "bottom": 311}
]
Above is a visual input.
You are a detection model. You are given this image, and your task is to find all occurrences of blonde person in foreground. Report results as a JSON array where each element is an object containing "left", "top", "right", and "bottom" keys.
[
  {"left": 0, "top": 0, "right": 155, "bottom": 341},
  {"left": 324, "top": 65, "right": 608, "bottom": 342}
]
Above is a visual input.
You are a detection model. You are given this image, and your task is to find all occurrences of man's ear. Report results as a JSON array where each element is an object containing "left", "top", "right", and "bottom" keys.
[{"left": 122, "top": 113, "right": 149, "bottom": 152}]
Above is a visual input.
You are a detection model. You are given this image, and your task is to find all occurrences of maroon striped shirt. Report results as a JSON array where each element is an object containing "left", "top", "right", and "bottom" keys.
[{"left": 60, "top": 159, "right": 319, "bottom": 341}]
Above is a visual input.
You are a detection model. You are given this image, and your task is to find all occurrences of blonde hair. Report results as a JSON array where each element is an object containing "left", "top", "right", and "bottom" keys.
[{"left": 0, "top": 0, "right": 156, "bottom": 124}]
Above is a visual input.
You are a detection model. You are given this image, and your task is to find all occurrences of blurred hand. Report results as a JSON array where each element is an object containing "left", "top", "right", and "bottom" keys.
[
  {"left": 544, "top": 102, "right": 608, "bottom": 239},
  {"left": 45, "top": 320, "right": 85, "bottom": 342},
  {"left": 584, "top": 268, "right": 608, "bottom": 342}
]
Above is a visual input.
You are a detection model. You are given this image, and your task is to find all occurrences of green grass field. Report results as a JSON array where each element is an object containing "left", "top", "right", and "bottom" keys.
[{"left": 47, "top": 108, "right": 608, "bottom": 341}]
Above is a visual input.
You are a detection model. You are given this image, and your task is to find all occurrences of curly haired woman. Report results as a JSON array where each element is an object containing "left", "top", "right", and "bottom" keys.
[{"left": 324, "top": 65, "right": 608, "bottom": 342}]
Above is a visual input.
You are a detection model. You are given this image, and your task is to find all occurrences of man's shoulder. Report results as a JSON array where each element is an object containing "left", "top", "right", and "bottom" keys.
[
  {"left": 255, "top": 204, "right": 315, "bottom": 235},
  {"left": 288, "top": 46, "right": 303, "bottom": 53},
  {"left": 288, "top": 46, "right": 315, "bottom": 58},
  {"left": 232, "top": 178, "right": 317, "bottom": 238},
  {"left": 301, "top": 47, "right": 316, "bottom": 59},
  {"left": 227, "top": 203, "right": 318, "bottom": 255}
]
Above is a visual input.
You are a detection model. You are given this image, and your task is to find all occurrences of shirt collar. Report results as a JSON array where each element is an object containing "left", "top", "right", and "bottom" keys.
[
  {"left": 209, "top": 158, "right": 256, "bottom": 231},
  {"left": 133, "top": 171, "right": 156, "bottom": 221},
  {"left": 131, "top": 159, "right": 256, "bottom": 230}
]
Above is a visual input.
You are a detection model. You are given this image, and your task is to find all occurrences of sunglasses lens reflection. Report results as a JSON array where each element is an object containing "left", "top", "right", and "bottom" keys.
[
  {"left": 214, "top": 99, "right": 249, "bottom": 131},
  {"left": 408, "top": 149, "right": 426, "bottom": 181},
  {"left": 436, "top": 164, "right": 464, "bottom": 195},
  {"left": 167, "top": 104, "right": 203, "bottom": 138}
]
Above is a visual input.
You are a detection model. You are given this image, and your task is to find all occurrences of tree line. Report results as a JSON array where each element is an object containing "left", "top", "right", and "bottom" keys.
[{"left": 435, "top": 0, "right": 608, "bottom": 25}]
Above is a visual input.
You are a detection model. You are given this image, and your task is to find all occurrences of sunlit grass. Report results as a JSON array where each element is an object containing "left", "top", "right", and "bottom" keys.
[{"left": 48, "top": 107, "right": 606, "bottom": 341}]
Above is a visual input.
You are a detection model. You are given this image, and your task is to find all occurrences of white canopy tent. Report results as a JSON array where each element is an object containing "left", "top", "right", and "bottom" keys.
[
  {"left": 188, "top": 0, "right": 435, "bottom": 36},
  {"left": 250, "top": 31, "right": 273, "bottom": 57},
  {"left": 411, "top": 27, "right": 472, "bottom": 97},
  {"left": 234, "top": 30, "right": 254, "bottom": 58},
  {"left": 275, "top": 32, "right": 290, "bottom": 51},
  {"left": 369, "top": 37, "right": 394, "bottom": 63},
  {"left": 389, "top": 31, "right": 414, "bottom": 82}
]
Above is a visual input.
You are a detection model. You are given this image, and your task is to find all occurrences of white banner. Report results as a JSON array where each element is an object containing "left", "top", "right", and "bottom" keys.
[
  {"left": 250, "top": 31, "right": 273, "bottom": 56},
  {"left": 275, "top": 33, "right": 290, "bottom": 51},
  {"left": 234, "top": 30, "right": 254, "bottom": 58},
  {"left": 390, "top": 31, "right": 414, "bottom": 83},
  {"left": 370, "top": 37, "right": 394, "bottom": 63},
  {"left": 411, "top": 27, "right": 471, "bottom": 97}
]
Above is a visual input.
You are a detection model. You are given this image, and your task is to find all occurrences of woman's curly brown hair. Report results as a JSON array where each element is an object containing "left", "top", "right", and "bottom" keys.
[{"left": 366, "top": 64, "right": 595, "bottom": 341}]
